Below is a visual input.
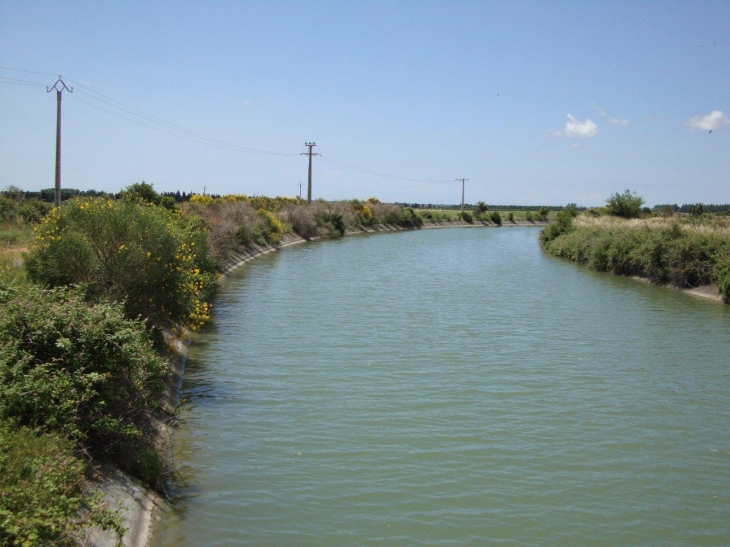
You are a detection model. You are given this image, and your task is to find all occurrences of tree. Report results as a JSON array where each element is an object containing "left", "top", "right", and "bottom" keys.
[
  {"left": 688, "top": 203, "right": 704, "bottom": 216},
  {"left": 473, "top": 201, "right": 489, "bottom": 216},
  {"left": 605, "top": 189, "right": 644, "bottom": 219},
  {"left": 122, "top": 181, "right": 161, "bottom": 205}
]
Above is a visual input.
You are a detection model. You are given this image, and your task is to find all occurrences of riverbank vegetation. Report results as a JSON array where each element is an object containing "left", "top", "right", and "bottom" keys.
[
  {"left": 541, "top": 194, "right": 730, "bottom": 303},
  {"left": 1, "top": 186, "right": 217, "bottom": 545}
]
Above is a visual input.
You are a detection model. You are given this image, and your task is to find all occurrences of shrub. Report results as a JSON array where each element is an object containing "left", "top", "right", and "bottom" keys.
[
  {"left": 395, "top": 207, "right": 423, "bottom": 228},
  {"left": 189, "top": 194, "right": 214, "bottom": 205},
  {"left": 717, "top": 261, "right": 730, "bottom": 303},
  {"left": 473, "top": 201, "right": 489, "bottom": 216},
  {"left": 258, "top": 210, "right": 286, "bottom": 244},
  {"left": 507, "top": 212, "right": 514, "bottom": 223},
  {"left": 490, "top": 211, "right": 502, "bottom": 225},
  {"left": 688, "top": 203, "right": 704, "bottom": 216},
  {"left": 25, "top": 198, "right": 215, "bottom": 332},
  {"left": 0, "top": 282, "right": 167, "bottom": 485},
  {"left": 460, "top": 211, "right": 473, "bottom": 223},
  {"left": 540, "top": 209, "right": 573, "bottom": 245},
  {"left": 359, "top": 204, "right": 373, "bottom": 225},
  {"left": 122, "top": 181, "right": 161, "bottom": 206},
  {"left": 1, "top": 187, "right": 52, "bottom": 225},
  {"left": 185, "top": 198, "right": 261, "bottom": 263},
  {"left": 279, "top": 202, "right": 321, "bottom": 240},
  {"left": 536, "top": 207, "right": 550, "bottom": 221},
  {"left": 0, "top": 420, "right": 122, "bottom": 546},
  {"left": 318, "top": 211, "right": 346, "bottom": 237},
  {"left": 525, "top": 211, "right": 534, "bottom": 222},
  {"left": 606, "top": 189, "right": 645, "bottom": 219}
]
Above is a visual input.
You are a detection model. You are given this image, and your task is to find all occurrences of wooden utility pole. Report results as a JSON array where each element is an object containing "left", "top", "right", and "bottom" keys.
[
  {"left": 301, "top": 142, "right": 319, "bottom": 203},
  {"left": 47, "top": 76, "right": 73, "bottom": 207},
  {"left": 299, "top": 181, "right": 303, "bottom": 200},
  {"left": 456, "top": 178, "right": 469, "bottom": 214}
]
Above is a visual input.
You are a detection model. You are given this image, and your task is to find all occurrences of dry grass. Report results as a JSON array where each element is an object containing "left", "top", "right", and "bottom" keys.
[{"left": 574, "top": 214, "right": 730, "bottom": 236}]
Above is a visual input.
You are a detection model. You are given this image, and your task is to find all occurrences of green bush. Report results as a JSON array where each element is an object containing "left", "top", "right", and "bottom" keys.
[
  {"left": 235, "top": 224, "right": 264, "bottom": 246},
  {"left": 540, "top": 208, "right": 575, "bottom": 245},
  {"left": 606, "top": 189, "right": 645, "bottom": 219},
  {"left": 25, "top": 198, "right": 215, "bottom": 332},
  {"left": 396, "top": 207, "right": 423, "bottom": 228},
  {"left": 0, "top": 282, "right": 167, "bottom": 484},
  {"left": 0, "top": 420, "right": 122, "bottom": 546},
  {"left": 525, "top": 211, "right": 534, "bottom": 222},
  {"left": 318, "top": 211, "right": 346, "bottom": 237},
  {"left": 460, "top": 211, "right": 473, "bottom": 223},
  {"left": 490, "top": 211, "right": 502, "bottom": 225},
  {"left": 1, "top": 187, "right": 52, "bottom": 225},
  {"left": 473, "top": 201, "right": 489, "bottom": 216},
  {"left": 507, "top": 212, "right": 514, "bottom": 223}
]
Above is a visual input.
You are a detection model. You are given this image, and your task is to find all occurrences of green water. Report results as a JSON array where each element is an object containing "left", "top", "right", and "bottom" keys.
[{"left": 155, "top": 227, "right": 730, "bottom": 546}]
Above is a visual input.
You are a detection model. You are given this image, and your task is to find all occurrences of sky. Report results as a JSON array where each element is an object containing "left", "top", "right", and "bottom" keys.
[{"left": 0, "top": 1, "right": 728, "bottom": 207}]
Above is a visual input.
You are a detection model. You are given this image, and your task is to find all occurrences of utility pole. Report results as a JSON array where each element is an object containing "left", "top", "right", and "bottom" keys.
[
  {"left": 301, "top": 142, "right": 319, "bottom": 203},
  {"left": 47, "top": 76, "right": 73, "bottom": 207},
  {"left": 456, "top": 179, "right": 469, "bottom": 214},
  {"left": 299, "top": 181, "right": 303, "bottom": 200}
]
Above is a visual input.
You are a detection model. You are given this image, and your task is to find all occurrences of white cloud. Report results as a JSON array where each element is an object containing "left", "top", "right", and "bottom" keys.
[
  {"left": 562, "top": 114, "right": 598, "bottom": 139},
  {"left": 593, "top": 104, "right": 629, "bottom": 126},
  {"left": 608, "top": 116, "right": 630, "bottom": 127},
  {"left": 571, "top": 142, "right": 581, "bottom": 148},
  {"left": 685, "top": 110, "right": 729, "bottom": 131}
]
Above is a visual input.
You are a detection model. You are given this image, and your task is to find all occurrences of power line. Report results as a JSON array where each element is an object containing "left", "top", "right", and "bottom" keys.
[
  {"left": 65, "top": 94, "right": 298, "bottom": 156},
  {"left": 4, "top": 66, "right": 463, "bottom": 192},
  {"left": 0, "top": 66, "right": 57, "bottom": 77},
  {"left": 64, "top": 78, "right": 298, "bottom": 157},
  {"left": 319, "top": 155, "right": 453, "bottom": 183},
  {"left": 0, "top": 75, "right": 48, "bottom": 87}
]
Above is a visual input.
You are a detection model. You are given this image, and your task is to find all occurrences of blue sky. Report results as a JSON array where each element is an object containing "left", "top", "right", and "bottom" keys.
[{"left": 1, "top": 1, "right": 728, "bottom": 206}]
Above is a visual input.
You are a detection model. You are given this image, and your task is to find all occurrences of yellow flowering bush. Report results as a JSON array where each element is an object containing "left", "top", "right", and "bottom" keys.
[
  {"left": 189, "top": 194, "right": 214, "bottom": 205},
  {"left": 359, "top": 204, "right": 373, "bottom": 224},
  {"left": 25, "top": 198, "right": 216, "bottom": 331}
]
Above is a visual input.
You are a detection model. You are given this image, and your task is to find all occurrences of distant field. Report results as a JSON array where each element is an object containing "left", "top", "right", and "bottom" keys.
[{"left": 417, "top": 208, "right": 555, "bottom": 222}]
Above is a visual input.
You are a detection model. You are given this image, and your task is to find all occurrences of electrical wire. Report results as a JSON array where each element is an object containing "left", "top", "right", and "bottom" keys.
[
  {"left": 3, "top": 66, "right": 461, "bottom": 185},
  {"left": 0, "top": 66, "right": 57, "bottom": 77},
  {"left": 65, "top": 78, "right": 298, "bottom": 157},
  {"left": 319, "top": 155, "right": 454, "bottom": 184},
  {"left": 0, "top": 76, "right": 48, "bottom": 87},
  {"left": 66, "top": 94, "right": 298, "bottom": 156}
]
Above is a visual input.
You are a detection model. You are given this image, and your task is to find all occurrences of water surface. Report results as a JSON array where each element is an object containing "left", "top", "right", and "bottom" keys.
[{"left": 156, "top": 227, "right": 730, "bottom": 546}]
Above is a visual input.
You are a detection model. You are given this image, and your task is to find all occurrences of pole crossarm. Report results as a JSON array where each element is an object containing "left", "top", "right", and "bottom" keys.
[{"left": 46, "top": 75, "right": 73, "bottom": 94}]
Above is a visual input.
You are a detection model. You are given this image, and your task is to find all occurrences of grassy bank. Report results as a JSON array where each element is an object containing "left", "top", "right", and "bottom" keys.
[{"left": 540, "top": 212, "right": 730, "bottom": 303}]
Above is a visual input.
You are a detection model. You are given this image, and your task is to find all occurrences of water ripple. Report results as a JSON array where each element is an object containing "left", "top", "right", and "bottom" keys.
[{"left": 158, "top": 228, "right": 730, "bottom": 547}]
